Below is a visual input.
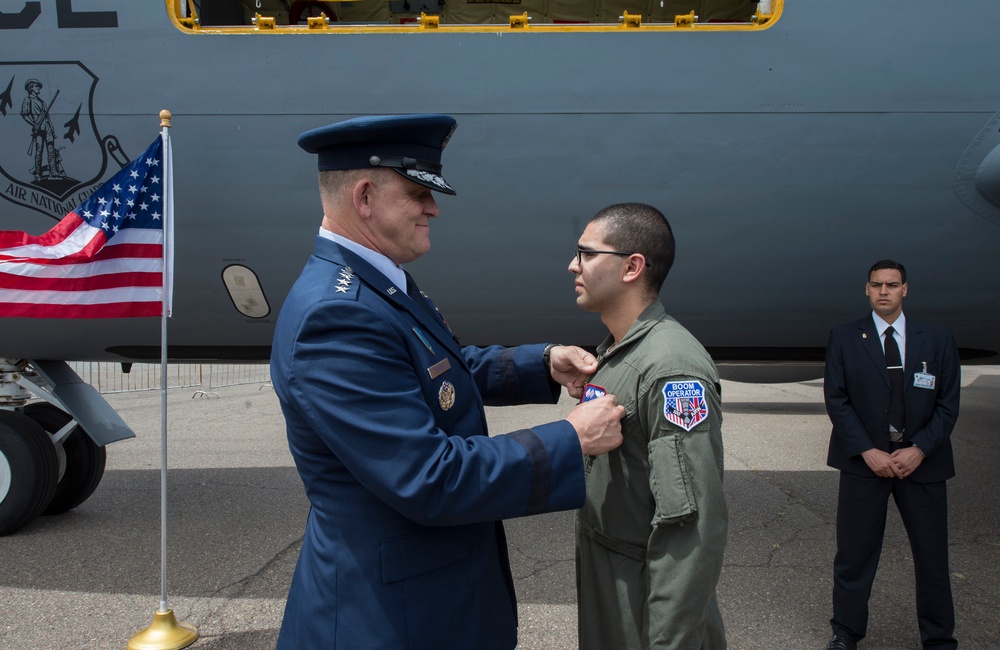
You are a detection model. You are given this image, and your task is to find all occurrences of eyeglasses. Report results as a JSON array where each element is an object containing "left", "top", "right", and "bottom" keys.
[{"left": 575, "top": 248, "right": 639, "bottom": 266}]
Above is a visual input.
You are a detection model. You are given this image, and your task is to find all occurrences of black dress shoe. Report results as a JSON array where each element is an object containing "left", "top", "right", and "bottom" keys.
[{"left": 826, "top": 636, "right": 857, "bottom": 650}]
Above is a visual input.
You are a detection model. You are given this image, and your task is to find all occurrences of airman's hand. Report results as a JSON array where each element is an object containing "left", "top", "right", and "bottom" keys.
[
  {"left": 548, "top": 345, "right": 598, "bottom": 399},
  {"left": 565, "top": 394, "right": 624, "bottom": 456}
]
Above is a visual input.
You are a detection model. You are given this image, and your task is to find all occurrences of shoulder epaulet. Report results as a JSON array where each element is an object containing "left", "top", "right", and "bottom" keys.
[{"left": 329, "top": 265, "right": 360, "bottom": 299}]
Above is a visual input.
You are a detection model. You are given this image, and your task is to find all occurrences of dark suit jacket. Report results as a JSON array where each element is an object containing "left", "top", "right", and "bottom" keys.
[
  {"left": 271, "top": 237, "right": 586, "bottom": 649},
  {"left": 824, "top": 314, "right": 960, "bottom": 483}
]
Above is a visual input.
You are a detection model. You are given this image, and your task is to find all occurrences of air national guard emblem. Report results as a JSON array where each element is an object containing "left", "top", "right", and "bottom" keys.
[
  {"left": 438, "top": 381, "right": 455, "bottom": 411},
  {"left": 662, "top": 380, "right": 709, "bottom": 432},
  {"left": 1, "top": 61, "right": 125, "bottom": 220}
]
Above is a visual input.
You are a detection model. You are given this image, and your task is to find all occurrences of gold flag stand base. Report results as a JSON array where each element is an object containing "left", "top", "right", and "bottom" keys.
[{"left": 128, "top": 609, "right": 199, "bottom": 650}]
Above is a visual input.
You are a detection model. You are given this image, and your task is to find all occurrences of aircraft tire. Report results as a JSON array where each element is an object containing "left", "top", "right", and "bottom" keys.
[
  {"left": 23, "top": 403, "right": 107, "bottom": 516},
  {"left": 0, "top": 410, "right": 59, "bottom": 536}
]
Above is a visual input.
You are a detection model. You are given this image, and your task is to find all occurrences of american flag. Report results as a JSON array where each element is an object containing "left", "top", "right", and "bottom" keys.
[{"left": 0, "top": 135, "right": 171, "bottom": 318}]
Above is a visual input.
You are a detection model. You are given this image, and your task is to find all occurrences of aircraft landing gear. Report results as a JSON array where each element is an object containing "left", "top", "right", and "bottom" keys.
[
  {"left": 24, "top": 402, "right": 107, "bottom": 515},
  {"left": 0, "top": 410, "right": 59, "bottom": 536},
  {"left": 0, "top": 403, "right": 109, "bottom": 535},
  {"left": 1, "top": 360, "right": 129, "bottom": 536}
]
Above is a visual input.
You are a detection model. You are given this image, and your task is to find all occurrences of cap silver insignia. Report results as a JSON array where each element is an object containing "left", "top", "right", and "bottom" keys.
[{"left": 405, "top": 168, "right": 451, "bottom": 192}]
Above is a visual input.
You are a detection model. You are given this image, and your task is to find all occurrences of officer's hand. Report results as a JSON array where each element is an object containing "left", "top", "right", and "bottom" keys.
[
  {"left": 860, "top": 448, "right": 902, "bottom": 478},
  {"left": 549, "top": 345, "right": 598, "bottom": 399},
  {"left": 565, "top": 394, "right": 625, "bottom": 456}
]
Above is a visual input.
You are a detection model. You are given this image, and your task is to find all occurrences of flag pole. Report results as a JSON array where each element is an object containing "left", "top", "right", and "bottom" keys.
[{"left": 128, "top": 110, "right": 198, "bottom": 650}]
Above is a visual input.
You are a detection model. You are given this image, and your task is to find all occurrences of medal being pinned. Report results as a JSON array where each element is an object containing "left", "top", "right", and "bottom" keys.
[{"left": 582, "top": 383, "right": 606, "bottom": 402}]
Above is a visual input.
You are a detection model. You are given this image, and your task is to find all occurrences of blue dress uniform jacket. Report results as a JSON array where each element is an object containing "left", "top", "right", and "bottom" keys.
[
  {"left": 271, "top": 237, "right": 586, "bottom": 650},
  {"left": 824, "top": 316, "right": 960, "bottom": 482}
]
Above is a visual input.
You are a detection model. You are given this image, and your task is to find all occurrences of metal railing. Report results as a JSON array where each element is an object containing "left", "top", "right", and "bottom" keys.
[{"left": 68, "top": 362, "right": 271, "bottom": 395}]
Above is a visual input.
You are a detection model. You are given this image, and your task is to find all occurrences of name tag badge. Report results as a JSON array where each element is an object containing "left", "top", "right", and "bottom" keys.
[
  {"left": 913, "top": 372, "right": 936, "bottom": 389},
  {"left": 427, "top": 358, "right": 451, "bottom": 379},
  {"left": 582, "top": 383, "right": 606, "bottom": 402}
]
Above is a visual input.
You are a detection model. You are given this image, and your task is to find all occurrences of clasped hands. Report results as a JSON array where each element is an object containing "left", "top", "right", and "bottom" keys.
[{"left": 861, "top": 446, "right": 925, "bottom": 479}]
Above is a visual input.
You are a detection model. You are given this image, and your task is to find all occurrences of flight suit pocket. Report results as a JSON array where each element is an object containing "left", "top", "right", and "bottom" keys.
[{"left": 647, "top": 434, "right": 697, "bottom": 525}]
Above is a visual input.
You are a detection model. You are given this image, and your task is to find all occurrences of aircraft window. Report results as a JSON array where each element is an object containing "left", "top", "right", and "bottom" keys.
[
  {"left": 222, "top": 265, "right": 271, "bottom": 318},
  {"left": 175, "top": 0, "right": 780, "bottom": 31}
]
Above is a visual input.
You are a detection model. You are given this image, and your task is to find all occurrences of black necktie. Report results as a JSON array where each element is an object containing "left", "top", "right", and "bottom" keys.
[{"left": 884, "top": 325, "right": 905, "bottom": 438}]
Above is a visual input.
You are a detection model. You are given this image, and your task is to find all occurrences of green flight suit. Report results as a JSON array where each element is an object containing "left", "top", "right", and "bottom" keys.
[{"left": 576, "top": 301, "right": 728, "bottom": 650}]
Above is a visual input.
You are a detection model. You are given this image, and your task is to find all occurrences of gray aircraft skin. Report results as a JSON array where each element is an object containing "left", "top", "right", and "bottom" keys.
[
  {"left": 1, "top": 0, "right": 999, "bottom": 533},
  {"left": 0, "top": 0, "right": 998, "bottom": 366}
]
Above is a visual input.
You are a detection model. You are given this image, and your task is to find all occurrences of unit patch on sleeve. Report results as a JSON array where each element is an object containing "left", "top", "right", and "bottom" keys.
[{"left": 662, "top": 380, "right": 708, "bottom": 431}]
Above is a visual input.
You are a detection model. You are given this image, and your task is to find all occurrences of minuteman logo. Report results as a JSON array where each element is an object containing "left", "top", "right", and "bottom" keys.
[
  {"left": 0, "top": 61, "right": 126, "bottom": 221},
  {"left": 662, "top": 380, "right": 708, "bottom": 432}
]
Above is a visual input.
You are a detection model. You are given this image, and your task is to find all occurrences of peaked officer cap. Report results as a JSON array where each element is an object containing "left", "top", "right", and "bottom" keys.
[{"left": 298, "top": 114, "right": 457, "bottom": 195}]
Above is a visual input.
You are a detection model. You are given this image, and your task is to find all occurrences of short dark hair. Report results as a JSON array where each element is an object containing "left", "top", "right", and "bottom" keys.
[
  {"left": 868, "top": 259, "right": 906, "bottom": 284},
  {"left": 589, "top": 202, "right": 675, "bottom": 295}
]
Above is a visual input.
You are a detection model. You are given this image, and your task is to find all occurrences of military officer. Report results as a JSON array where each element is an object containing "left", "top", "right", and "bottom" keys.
[{"left": 270, "top": 114, "right": 625, "bottom": 649}]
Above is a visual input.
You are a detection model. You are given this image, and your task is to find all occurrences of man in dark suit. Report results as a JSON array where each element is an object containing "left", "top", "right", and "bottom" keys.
[
  {"left": 823, "top": 259, "right": 960, "bottom": 650},
  {"left": 270, "top": 114, "right": 625, "bottom": 649}
]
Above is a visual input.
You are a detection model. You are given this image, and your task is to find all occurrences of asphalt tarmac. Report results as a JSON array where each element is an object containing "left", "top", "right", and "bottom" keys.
[{"left": 1, "top": 367, "right": 997, "bottom": 650}]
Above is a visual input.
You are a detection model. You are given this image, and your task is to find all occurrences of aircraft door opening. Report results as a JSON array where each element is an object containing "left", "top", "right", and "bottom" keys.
[{"left": 176, "top": 0, "right": 779, "bottom": 30}]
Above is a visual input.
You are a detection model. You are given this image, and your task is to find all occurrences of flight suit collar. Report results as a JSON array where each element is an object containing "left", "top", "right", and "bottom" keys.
[{"left": 596, "top": 300, "right": 669, "bottom": 361}]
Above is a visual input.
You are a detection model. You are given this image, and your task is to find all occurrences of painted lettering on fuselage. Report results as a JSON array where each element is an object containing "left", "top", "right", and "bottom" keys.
[{"left": 0, "top": 0, "right": 118, "bottom": 30}]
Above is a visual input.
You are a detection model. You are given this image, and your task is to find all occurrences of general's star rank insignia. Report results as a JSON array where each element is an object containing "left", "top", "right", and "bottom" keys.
[{"left": 335, "top": 266, "right": 354, "bottom": 293}]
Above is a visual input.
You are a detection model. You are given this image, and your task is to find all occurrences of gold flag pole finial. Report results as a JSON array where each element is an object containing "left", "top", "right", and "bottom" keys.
[{"left": 160, "top": 109, "right": 172, "bottom": 128}]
